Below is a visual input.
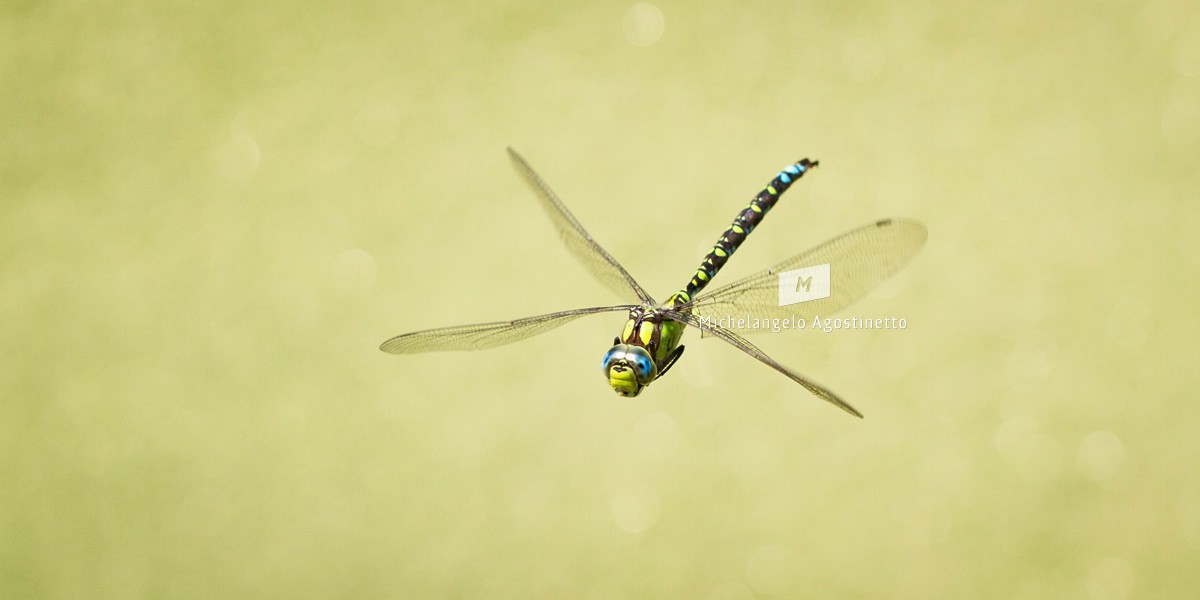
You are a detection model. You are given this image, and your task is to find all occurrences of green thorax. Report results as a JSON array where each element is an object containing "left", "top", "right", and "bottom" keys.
[{"left": 619, "top": 306, "right": 686, "bottom": 367}]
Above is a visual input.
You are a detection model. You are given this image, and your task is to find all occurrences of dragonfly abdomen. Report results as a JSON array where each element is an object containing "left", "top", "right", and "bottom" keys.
[{"left": 669, "top": 158, "right": 818, "bottom": 306}]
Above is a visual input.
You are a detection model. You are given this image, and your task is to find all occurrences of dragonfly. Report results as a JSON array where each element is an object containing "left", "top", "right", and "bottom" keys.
[{"left": 381, "top": 148, "right": 926, "bottom": 417}]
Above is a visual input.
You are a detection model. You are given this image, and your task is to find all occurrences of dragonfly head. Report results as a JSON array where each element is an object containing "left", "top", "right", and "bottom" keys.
[{"left": 602, "top": 344, "right": 657, "bottom": 397}]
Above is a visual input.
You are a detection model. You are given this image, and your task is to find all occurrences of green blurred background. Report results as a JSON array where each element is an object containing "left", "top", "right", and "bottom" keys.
[{"left": 3, "top": 0, "right": 1199, "bottom": 597}]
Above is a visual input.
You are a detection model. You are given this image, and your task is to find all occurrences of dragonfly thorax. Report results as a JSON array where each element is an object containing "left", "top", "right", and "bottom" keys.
[{"left": 600, "top": 307, "right": 688, "bottom": 397}]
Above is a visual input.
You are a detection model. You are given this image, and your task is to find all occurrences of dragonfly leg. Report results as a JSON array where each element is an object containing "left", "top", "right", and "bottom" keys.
[{"left": 656, "top": 345, "right": 686, "bottom": 379}]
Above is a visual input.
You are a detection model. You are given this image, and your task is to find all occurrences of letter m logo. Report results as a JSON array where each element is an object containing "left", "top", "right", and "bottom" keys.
[{"left": 778, "top": 263, "right": 831, "bottom": 306}]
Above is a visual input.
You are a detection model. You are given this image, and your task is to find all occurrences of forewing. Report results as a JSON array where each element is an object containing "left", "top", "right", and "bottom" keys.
[
  {"left": 380, "top": 305, "right": 635, "bottom": 354},
  {"left": 688, "top": 219, "right": 926, "bottom": 333},
  {"left": 507, "top": 148, "right": 655, "bottom": 305}
]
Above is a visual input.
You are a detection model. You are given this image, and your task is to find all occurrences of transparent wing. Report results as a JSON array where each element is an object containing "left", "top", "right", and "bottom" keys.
[
  {"left": 686, "top": 219, "right": 927, "bottom": 334},
  {"left": 508, "top": 147, "right": 655, "bottom": 305},
  {"left": 380, "top": 305, "right": 635, "bottom": 354},
  {"left": 662, "top": 309, "right": 862, "bottom": 418}
]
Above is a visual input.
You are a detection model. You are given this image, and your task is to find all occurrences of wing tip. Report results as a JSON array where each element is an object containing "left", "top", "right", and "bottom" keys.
[
  {"left": 872, "top": 218, "right": 929, "bottom": 253},
  {"left": 379, "top": 337, "right": 405, "bottom": 354},
  {"left": 822, "top": 391, "right": 864, "bottom": 418}
]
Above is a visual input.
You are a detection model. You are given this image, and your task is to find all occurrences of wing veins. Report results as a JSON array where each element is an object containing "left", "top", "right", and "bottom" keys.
[
  {"left": 661, "top": 309, "right": 863, "bottom": 417},
  {"left": 508, "top": 148, "right": 654, "bottom": 305},
  {"left": 681, "top": 219, "right": 927, "bottom": 333},
  {"left": 380, "top": 305, "right": 636, "bottom": 354}
]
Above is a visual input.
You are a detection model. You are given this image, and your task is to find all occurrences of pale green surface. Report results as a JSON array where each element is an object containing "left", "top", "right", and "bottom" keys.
[{"left": 3, "top": 0, "right": 1199, "bottom": 597}]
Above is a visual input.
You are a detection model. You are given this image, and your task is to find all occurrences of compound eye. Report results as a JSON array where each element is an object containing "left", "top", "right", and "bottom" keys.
[
  {"left": 601, "top": 346, "right": 624, "bottom": 373},
  {"left": 631, "top": 353, "right": 654, "bottom": 382}
]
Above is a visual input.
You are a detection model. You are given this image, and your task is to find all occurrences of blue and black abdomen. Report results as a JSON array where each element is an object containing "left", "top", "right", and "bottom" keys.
[{"left": 669, "top": 158, "right": 818, "bottom": 306}]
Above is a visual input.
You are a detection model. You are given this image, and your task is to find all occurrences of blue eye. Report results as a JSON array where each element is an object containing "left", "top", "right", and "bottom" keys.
[
  {"left": 602, "top": 347, "right": 621, "bottom": 372},
  {"left": 632, "top": 354, "right": 652, "bottom": 379}
]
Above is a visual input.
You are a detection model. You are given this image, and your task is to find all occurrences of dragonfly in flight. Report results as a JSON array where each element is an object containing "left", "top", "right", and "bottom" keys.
[{"left": 381, "top": 149, "right": 926, "bottom": 417}]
